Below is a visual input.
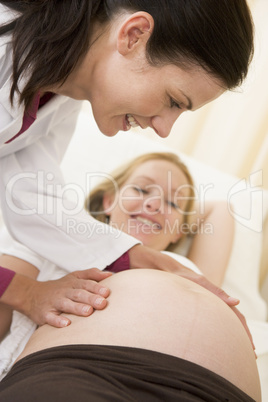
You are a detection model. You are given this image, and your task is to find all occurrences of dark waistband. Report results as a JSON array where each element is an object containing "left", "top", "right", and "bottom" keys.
[{"left": 3, "top": 345, "right": 254, "bottom": 402}]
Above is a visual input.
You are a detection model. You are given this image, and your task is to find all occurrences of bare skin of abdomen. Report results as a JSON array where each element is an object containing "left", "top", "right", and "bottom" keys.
[{"left": 17, "top": 269, "right": 261, "bottom": 401}]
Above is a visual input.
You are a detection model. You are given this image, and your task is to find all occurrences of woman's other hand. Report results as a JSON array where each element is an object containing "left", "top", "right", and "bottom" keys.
[{"left": 1, "top": 268, "right": 112, "bottom": 328}]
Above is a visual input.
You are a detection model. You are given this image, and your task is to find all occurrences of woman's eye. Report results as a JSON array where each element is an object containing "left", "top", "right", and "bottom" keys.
[
  {"left": 133, "top": 186, "right": 148, "bottom": 195},
  {"left": 167, "top": 200, "right": 180, "bottom": 210},
  {"left": 170, "top": 98, "right": 182, "bottom": 109}
]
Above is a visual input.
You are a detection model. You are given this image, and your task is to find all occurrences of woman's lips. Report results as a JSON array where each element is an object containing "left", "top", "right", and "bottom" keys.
[
  {"left": 123, "top": 114, "right": 142, "bottom": 131},
  {"left": 130, "top": 215, "right": 162, "bottom": 230},
  {"left": 126, "top": 114, "right": 140, "bottom": 128},
  {"left": 123, "top": 115, "right": 130, "bottom": 131},
  {"left": 122, "top": 115, "right": 160, "bottom": 136}
]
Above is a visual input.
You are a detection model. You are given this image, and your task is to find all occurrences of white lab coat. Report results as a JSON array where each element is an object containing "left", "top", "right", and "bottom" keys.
[{"left": 0, "top": 7, "right": 139, "bottom": 272}]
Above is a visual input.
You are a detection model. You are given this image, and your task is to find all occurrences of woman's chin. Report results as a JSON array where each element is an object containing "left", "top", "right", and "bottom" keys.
[
  {"left": 129, "top": 232, "right": 164, "bottom": 251},
  {"left": 99, "top": 127, "right": 118, "bottom": 137},
  {"left": 94, "top": 118, "right": 119, "bottom": 137}
]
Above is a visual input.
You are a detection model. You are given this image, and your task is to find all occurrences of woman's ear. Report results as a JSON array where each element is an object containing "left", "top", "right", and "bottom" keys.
[
  {"left": 117, "top": 12, "right": 154, "bottom": 56},
  {"left": 102, "top": 192, "right": 115, "bottom": 216}
]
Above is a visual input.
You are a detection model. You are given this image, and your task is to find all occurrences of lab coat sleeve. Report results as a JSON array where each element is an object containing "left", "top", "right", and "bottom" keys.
[{"left": 0, "top": 103, "right": 140, "bottom": 272}]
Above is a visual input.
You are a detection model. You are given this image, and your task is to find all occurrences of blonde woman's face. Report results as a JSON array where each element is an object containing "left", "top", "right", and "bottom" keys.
[{"left": 104, "top": 159, "right": 192, "bottom": 251}]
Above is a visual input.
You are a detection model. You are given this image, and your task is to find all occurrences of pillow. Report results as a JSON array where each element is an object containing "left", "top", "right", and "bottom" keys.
[{"left": 61, "top": 104, "right": 268, "bottom": 321}]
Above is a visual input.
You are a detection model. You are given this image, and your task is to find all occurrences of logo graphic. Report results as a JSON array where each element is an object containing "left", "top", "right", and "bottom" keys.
[{"left": 228, "top": 170, "right": 263, "bottom": 233}]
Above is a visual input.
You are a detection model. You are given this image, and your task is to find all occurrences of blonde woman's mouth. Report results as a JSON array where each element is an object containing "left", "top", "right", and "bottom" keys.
[{"left": 131, "top": 215, "right": 162, "bottom": 230}]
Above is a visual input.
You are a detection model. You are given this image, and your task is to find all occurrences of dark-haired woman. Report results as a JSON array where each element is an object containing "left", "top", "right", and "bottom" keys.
[{"left": 0, "top": 1, "right": 254, "bottom": 328}]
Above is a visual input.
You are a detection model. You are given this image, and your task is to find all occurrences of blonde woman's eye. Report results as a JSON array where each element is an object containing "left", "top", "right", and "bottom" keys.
[
  {"left": 167, "top": 200, "right": 179, "bottom": 209},
  {"left": 133, "top": 186, "right": 149, "bottom": 195},
  {"left": 167, "top": 201, "right": 178, "bottom": 208}
]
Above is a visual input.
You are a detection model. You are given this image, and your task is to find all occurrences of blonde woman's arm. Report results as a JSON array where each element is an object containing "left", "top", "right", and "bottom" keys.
[{"left": 186, "top": 200, "right": 234, "bottom": 286}]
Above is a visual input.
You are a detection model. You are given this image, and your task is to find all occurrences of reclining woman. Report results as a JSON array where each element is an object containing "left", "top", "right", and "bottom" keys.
[{"left": 0, "top": 153, "right": 261, "bottom": 401}]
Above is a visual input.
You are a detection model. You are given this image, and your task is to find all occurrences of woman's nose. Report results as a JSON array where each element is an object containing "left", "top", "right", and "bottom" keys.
[
  {"left": 151, "top": 108, "right": 184, "bottom": 138},
  {"left": 144, "top": 197, "right": 162, "bottom": 214}
]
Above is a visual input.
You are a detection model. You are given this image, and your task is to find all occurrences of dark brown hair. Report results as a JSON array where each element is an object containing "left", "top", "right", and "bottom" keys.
[{"left": 0, "top": 0, "right": 254, "bottom": 109}]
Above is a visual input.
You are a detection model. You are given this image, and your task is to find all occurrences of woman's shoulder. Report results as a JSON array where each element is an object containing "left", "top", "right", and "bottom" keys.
[
  {"left": 0, "top": 38, "right": 12, "bottom": 84},
  {"left": 0, "top": 6, "right": 14, "bottom": 88},
  {"left": 0, "top": 4, "right": 18, "bottom": 26},
  {"left": 0, "top": 5, "right": 18, "bottom": 77}
]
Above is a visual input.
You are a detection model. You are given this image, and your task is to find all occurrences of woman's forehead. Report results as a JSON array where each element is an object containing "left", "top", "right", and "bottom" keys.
[{"left": 126, "top": 159, "right": 189, "bottom": 186}]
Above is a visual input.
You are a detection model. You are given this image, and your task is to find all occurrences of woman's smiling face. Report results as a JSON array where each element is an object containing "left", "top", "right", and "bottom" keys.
[
  {"left": 54, "top": 12, "right": 224, "bottom": 138},
  {"left": 103, "top": 159, "right": 192, "bottom": 251},
  {"left": 89, "top": 61, "right": 224, "bottom": 138}
]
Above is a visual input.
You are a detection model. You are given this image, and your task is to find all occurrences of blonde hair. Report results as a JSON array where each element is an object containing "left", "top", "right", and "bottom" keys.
[{"left": 85, "top": 152, "right": 195, "bottom": 250}]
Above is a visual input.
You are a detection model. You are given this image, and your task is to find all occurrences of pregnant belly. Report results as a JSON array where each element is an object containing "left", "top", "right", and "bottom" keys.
[{"left": 18, "top": 269, "right": 259, "bottom": 399}]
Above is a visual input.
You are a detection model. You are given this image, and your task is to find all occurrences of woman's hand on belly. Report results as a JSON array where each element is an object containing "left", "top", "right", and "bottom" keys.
[{"left": 3, "top": 267, "right": 113, "bottom": 328}]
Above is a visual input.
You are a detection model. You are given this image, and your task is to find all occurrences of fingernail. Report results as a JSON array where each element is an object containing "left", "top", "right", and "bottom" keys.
[
  {"left": 60, "top": 319, "right": 70, "bottom": 327},
  {"left": 99, "top": 287, "right": 108, "bottom": 295},
  {"left": 95, "top": 297, "right": 104, "bottom": 306},
  {"left": 228, "top": 297, "right": 240, "bottom": 304},
  {"left": 82, "top": 305, "right": 92, "bottom": 314}
]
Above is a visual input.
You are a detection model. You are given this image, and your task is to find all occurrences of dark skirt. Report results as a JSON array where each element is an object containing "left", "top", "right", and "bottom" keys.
[{"left": 0, "top": 344, "right": 255, "bottom": 401}]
